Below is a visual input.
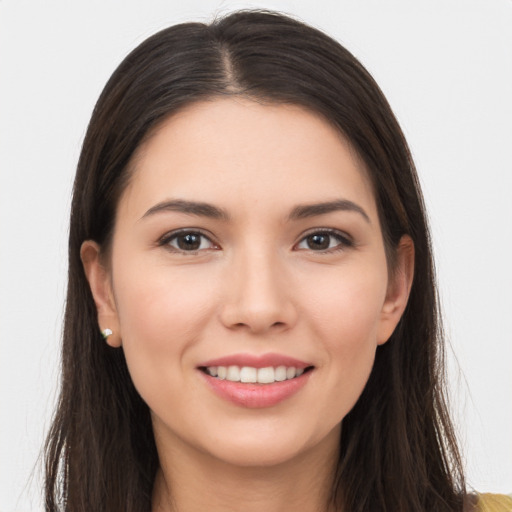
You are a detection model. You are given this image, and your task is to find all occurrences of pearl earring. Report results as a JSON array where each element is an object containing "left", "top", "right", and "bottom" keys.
[{"left": 101, "top": 328, "right": 113, "bottom": 339}]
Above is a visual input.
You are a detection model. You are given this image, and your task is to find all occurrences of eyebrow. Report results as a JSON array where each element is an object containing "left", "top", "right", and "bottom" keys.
[
  {"left": 141, "top": 198, "right": 370, "bottom": 223},
  {"left": 288, "top": 199, "right": 371, "bottom": 223},
  {"left": 141, "top": 199, "right": 230, "bottom": 221}
]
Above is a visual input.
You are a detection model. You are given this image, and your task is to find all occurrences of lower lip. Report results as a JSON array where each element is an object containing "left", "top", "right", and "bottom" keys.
[{"left": 200, "top": 370, "right": 312, "bottom": 408}]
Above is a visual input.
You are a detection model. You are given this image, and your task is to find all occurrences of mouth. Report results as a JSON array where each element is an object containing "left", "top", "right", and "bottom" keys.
[
  {"left": 199, "top": 365, "right": 314, "bottom": 384},
  {"left": 197, "top": 354, "right": 315, "bottom": 408}
]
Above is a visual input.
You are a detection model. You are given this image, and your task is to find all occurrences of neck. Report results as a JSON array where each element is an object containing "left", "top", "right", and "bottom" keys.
[{"left": 152, "top": 426, "right": 340, "bottom": 512}]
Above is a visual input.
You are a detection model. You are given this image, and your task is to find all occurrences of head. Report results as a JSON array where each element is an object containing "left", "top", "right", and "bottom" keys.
[{"left": 45, "top": 9, "right": 464, "bottom": 512}]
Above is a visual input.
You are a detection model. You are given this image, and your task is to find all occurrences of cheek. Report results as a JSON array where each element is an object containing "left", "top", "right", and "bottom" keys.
[
  {"left": 306, "top": 263, "right": 387, "bottom": 345},
  {"left": 111, "top": 256, "right": 218, "bottom": 390},
  {"left": 116, "top": 274, "right": 211, "bottom": 343},
  {"left": 303, "top": 265, "right": 387, "bottom": 409}
]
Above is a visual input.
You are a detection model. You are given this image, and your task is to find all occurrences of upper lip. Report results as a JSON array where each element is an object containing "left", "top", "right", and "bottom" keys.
[{"left": 198, "top": 353, "right": 312, "bottom": 369}]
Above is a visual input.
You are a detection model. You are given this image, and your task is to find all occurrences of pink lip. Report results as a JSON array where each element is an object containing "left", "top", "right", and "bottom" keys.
[
  {"left": 197, "top": 353, "right": 314, "bottom": 409},
  {"left": 199, "top": 370, "right": 312, "bottom": 408},
  {"left": 199, "top": 352, "right": 311, "bottom": 369}
]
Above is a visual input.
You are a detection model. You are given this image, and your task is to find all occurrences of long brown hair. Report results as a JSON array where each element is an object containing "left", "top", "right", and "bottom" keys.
[{"left": 45, "top": 9, "right": 465, "bottom": 511}]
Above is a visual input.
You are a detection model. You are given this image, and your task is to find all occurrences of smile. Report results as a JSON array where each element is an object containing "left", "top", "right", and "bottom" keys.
[
  {"left": 202, "top": 365, "right": 307, "bottom": 384},
  {"left": 198, "top": 354, "right": 314, "bottom": 408}
]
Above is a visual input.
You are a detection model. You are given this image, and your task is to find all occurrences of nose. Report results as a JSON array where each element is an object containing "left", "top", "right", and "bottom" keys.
[{"left": 219, "top": 248, "right": 298, "bottom": 334}]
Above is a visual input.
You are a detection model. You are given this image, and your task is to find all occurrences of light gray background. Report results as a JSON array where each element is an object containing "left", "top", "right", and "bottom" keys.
[{"left": 1, "top": 1, "right": 511, "bottom": 510}]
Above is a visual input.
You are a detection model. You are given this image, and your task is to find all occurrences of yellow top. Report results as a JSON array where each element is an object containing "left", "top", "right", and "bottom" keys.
[{"left": 477, "top": 494, "right": 512, "bottom": 512}]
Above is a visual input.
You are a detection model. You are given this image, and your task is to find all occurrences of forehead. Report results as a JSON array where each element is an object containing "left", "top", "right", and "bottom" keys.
[{"left": 120, "top": 98, "right": 377, "bottom": 221}]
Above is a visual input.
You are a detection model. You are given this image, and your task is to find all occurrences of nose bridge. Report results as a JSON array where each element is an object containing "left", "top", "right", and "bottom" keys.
[{"left": 220, "top": 241, "right": 296, "bottom": 333}]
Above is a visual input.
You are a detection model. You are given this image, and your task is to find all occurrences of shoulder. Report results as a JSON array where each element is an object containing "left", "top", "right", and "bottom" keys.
[{"left": 475, "top": 493, "right": 512, "bottom": 512}]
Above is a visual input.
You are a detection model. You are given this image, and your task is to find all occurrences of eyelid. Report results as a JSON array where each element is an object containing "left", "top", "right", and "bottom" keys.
[
  {"left": 294, "top": 227, "right": 354, "bottom": 252},
  {"left": 156, "top": 227, "right": 353, "bottom": 254},
  {"left": 158, "top": 228, "right": 220, "bottom": 253}
]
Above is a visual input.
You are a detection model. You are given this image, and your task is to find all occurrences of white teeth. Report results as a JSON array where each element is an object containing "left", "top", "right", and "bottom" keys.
[
  {"left": 240, "top": 366, "right": 257, "bottom": 383},
  {"left": 207, "top": 366, "right": 218, "bottom": 377},
  {"left": 206, "top": 365, "right": 307, "bottom": 384},
  {"left": 274, "top": 365, "right": 287, "bottom": 382},
  {"left": 286, "top": 367, "right": 296, "bottom": 379},
  {"left": 257, "top": 367, "right": 275, "bottom": 384},
  {"left": 227, "top": 365, "right": 240, "bottom": 381}
]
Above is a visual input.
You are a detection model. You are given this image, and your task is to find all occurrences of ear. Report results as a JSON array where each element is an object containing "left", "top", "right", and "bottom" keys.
[
  {"left": 80, "top": 240, "right": 122, "bottom": 347},
  {"left": 377, "top": 235, "right": 415, "bottom": 345}
]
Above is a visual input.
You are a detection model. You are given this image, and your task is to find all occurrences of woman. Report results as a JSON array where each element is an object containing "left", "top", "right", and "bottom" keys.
[{"left": 44, "top": 9, "right": 511, "bottom": 512}]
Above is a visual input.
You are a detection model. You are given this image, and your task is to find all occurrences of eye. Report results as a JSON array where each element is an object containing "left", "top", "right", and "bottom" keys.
[
  {"left": 295, "top": 230, "right": 353, "bottom": 252},
  {"left": 160, "top": 230, "right": 218, "bottom": 253}
]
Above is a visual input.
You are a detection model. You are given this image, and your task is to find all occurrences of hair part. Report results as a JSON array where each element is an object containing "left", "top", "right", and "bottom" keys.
[{"left": 45, "top": 9, "right": 465, "bottom": 511}]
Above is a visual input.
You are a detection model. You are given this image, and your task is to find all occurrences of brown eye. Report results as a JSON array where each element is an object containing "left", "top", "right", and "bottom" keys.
[
  {"left": 164, "top": 231, "right": 216, "bottom": 252},
  {"left": 177, "top": 233, "right": 202, "bottom": 250},
  {"left": 306, "top": 234, "right": 330, "bottom": 250},
  {"left": 296, "top": 230, "right": 352, "bottom": 252}
]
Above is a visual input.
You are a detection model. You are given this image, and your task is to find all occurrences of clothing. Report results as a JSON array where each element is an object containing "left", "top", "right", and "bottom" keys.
[{"left": 477, "top": 493, "right": 512, "bottom": 512}]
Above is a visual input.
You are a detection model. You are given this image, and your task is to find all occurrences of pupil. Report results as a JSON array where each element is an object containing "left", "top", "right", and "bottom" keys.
[
  {"left": 308, "top": 234, "right": 329, "bottom": 250},
  {"left": 178, "top": 233, "right": 200, "bottom": 250}
]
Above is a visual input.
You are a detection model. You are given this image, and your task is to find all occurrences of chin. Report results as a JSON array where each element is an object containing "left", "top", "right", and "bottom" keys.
[
  {"left": 208, "top": 437, "right": 311, "bottom": 468},
  {"left": 194, "top": 420, "right": 341, "bottom": 469}
]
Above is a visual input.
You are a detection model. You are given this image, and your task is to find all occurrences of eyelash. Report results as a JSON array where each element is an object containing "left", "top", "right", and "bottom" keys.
[
  {"left": 295, "top": 228, "right": 354, "bottom": 253},
  {"left": 158, "top": 229, "right": 218, "bottom": 254},
  {"left": 158, "top": 228, "right": 354, "bottom": 255}
]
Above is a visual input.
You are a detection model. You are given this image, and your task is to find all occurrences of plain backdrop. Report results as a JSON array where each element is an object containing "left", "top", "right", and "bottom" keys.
[{"left": 1, "top": 1, "right": 511, "bottom": 510}]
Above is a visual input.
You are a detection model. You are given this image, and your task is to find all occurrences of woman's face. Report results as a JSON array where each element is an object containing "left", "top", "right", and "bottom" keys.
[{"left": 83, "top": 98, "right": 412, "bottom": 468}]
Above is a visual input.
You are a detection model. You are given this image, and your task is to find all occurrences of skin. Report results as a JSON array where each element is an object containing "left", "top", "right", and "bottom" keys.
[{"left": 81, "top": 98, "right": 414, "bottom": 512}]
